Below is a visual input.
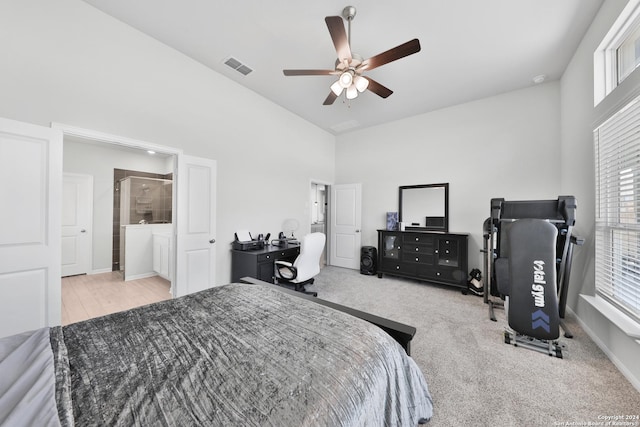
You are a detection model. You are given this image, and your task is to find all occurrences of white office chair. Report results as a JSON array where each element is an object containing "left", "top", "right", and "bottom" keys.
[{"left": 274, "top": 232, "right": 326, "bottom": 297}]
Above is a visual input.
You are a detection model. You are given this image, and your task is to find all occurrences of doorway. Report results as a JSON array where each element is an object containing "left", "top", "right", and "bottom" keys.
[
  {"left": 310, "top": 182, "right": 328, "bottom": 266},
  {"left": 55, "top": 123, "right": 219, "bottom": 301}
]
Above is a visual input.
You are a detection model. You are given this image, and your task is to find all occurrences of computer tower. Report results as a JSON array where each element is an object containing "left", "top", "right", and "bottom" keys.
[{"left": 360, "top": 246, "right": 377, "bottom": 275}]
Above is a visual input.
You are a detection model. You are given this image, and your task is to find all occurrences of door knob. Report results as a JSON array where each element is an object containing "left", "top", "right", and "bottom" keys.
[
  {"left": 209, "top": 238, "right": 216, "bottom": 244},
  {"left": 355, "top": 229, "right": 361, "bottom": 233},
  {"left": 80, "top": 229, "right": 86, "bottom": 233}
]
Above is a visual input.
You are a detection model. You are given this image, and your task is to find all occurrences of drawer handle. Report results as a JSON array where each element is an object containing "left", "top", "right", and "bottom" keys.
[
  {"left": 415, "top": 257, "right": 419, "bottom": 262},
  {"left": 396, "top": 265, "right": 400, "bottom": 270},
  {"left": 435, "top": 250, "right": 439, "bottom": 254},
  {"left": 436, "top": 272, "right": 441, "bottom": 276},
  {"left": 415, "top": 237, "right": 419, "bottom": 241},
  {"left": 415, "top": 248, "right": 419, "bottom": 251},
  {"left": 266, "top": 255, "right": 270, "bottom": 259}
]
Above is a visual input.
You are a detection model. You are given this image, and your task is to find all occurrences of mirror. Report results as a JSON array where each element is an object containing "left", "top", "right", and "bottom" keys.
[{"left": 399, "top": 183, "right": 449, "bottom": 232}]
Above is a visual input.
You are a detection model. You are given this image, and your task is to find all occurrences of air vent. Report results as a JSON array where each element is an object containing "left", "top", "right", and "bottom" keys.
[{"left": 224, "top": 57, "right": 253, "bottom": 76}]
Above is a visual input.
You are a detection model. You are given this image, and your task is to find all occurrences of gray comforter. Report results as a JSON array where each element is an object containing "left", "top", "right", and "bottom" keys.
[{"left": 10, "top": 283, "right": 433, "bottom": 426}]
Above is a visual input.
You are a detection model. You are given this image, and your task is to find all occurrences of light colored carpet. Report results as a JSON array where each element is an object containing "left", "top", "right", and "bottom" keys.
[{"left": 306, "top": 266, "right": 640, "bottom": 426}]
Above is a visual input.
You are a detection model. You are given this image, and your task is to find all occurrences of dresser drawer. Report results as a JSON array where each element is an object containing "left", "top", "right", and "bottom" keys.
[
  {"left": 381, "top": 260, "right": 417, "bottom": 276},
  {"left": 404, "top": 244, "right": 432, "bottom": 254},
  {"left": 437, "top": 239, "right": 458, "bottom": 257},
  {"left": 403, "top": 233, "right": 434, "bottom": 245},
  {"left": 402, "top": 252, "right": 434, "bottom": 265}
]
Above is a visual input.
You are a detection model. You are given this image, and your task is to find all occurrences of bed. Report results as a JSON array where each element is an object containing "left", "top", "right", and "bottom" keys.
[{"left": 0, "top": 280, "right": 433, "bottom": 426}]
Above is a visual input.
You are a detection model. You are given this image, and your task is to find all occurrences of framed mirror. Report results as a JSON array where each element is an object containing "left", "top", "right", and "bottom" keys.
[{"left": 399, "top": 183, "right": 449, "bottom": 232}]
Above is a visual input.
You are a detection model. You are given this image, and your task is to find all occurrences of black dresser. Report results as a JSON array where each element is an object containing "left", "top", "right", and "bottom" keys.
[
  {"left": 377, "top": 230, "right": 468, "bottom": 289},
  {"left": 231, "top": 244, "right": 300, "bottom": 283}
]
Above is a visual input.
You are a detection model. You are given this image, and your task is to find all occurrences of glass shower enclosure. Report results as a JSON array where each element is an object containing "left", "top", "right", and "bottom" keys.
[{"left": 119, "top": 176, "right": 173, "bottom": 225}]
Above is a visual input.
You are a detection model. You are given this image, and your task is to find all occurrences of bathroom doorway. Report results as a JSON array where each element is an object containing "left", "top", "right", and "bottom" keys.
[{"left": 63, "top": 135, "right": 176, "bottom": 277}]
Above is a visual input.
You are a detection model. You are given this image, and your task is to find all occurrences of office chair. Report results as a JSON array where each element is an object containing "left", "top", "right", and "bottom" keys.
[{"left": 274, "top": 232, "right": 326, "bottom": 297}]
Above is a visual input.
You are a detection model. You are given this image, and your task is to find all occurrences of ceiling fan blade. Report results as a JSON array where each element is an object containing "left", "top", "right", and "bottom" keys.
[
  {"left": 366, "top": 78, "right": 393, "bottom": 98},
  {"left": 325, "top": 16, "right": 352, "bottom": 63},
  {"left": 283, "top": 69, "right": 337, "bottom": 76},
  {"left": 323, "top": 91, "right": 339, "bottom": 105},
  {"left": 360, "top": 38, "right": 421, "bottom": 71}
]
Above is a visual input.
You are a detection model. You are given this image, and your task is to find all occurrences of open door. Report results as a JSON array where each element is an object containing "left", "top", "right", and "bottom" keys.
[
  {"left": 175, "top": 155, "right": 217, "bottom": 296},
  {"left": 329, "top": 183, "right": 362, "bottom": 270},
  {"left": 0, "top": 117, "right": 62, "bottom": 338}
]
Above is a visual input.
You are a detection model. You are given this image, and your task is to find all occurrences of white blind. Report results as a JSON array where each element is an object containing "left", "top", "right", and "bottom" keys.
[{"left": 594, "top": 94, "right": 640, "bottom": 323}]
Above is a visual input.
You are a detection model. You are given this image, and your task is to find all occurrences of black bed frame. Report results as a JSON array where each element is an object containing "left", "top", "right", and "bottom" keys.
[{"left": 239, "top": 277, "right": 417, "bottom": 355}]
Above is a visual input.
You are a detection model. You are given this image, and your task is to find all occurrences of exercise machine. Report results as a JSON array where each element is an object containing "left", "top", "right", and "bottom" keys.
[{"left": 482, "top": 196, "right": 583, "bottom": 358}]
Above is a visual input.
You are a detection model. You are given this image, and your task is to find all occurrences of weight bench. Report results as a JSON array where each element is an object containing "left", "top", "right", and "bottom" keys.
[{"left": 482, "top": 196, "right": 583, "bottom": 358}]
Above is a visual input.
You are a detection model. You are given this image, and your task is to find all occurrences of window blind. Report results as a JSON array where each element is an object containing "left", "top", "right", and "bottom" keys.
[{"left": 594, "top": 94, "right": 640, "bottom": 323}]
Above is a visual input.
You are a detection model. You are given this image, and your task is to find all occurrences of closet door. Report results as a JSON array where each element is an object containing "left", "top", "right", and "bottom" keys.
[{"left": 0, "top": 117, "right": 62, "bottom": 338}]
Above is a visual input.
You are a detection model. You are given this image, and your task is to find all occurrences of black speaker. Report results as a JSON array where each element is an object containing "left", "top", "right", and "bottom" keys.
[{"left": 360, "top": 246, "right": 377, "bottom": 275}]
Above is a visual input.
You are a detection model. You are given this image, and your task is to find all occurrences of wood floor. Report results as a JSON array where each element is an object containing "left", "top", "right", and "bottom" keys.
[{"left": 61, "top": 271, "right": 172, "bottom": 325}]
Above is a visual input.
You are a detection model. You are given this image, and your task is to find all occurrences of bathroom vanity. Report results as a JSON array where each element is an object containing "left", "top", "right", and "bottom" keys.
[{"left": 121, "top": 223, "right": 172, "bottom": 281}]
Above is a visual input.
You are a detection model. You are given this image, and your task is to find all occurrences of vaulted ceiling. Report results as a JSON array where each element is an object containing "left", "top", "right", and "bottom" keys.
[{"left": 82, "top": 0, "right": 604, "bottom": 134}]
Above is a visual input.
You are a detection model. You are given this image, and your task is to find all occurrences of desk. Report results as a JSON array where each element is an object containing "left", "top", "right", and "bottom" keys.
[{"left": 231, "top": 244, "right": 300, "bottom": 283}]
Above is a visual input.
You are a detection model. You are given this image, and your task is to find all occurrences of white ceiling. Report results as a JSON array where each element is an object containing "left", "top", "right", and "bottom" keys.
[{"left": 81, "top": 0, "right": 604, "bottom": 135}]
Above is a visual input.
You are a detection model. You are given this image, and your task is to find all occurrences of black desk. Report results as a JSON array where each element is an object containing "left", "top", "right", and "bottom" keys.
[{"left": 231, "top": 244, "right": 300, "bottom": 283}]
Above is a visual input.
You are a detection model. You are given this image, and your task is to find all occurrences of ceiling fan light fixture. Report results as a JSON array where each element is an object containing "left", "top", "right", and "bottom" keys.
[
  {"left": 354, "top": 75, "right": 369, "bottom": 92},
  {"left": 330, "top": 80, "right": 344, "bottom": 96},
  {"left": 346, "top": 84, "right": 358, "bottom": 100},
  {"left": 338, "top": 70, "right": 354, "bottom": 88}
]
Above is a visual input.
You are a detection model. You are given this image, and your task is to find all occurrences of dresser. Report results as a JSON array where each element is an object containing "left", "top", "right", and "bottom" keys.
[
  {"left": 231, "top": 244, "right": 300, "bottom": 283},
  {"left": 377, "top": 230, "right": 468, "bottom": 289}
]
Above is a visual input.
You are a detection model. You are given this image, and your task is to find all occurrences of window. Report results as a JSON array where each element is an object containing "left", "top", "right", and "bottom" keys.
[
  {"left": 594, "top": 0, "right": 640, "bottom": 105},
  {"left": 617, "top": 24, "right": 640, "bottom": 83},
  {"left": 594, "top": 94, "right": 640, "bottom": 323}
]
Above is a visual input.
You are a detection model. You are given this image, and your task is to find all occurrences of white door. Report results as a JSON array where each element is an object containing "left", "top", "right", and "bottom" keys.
[
  {"left": 330, "top": 183, "right": 362, "bottom": 269},
  {"left": 0, "top": 117, "right": 62, "bottom": 338},
  {"left": 175, "top": 155, "right": 217, "bottom": 297},
  {"left": 61, "top": 173, "right": 93, "bottom": 277}
]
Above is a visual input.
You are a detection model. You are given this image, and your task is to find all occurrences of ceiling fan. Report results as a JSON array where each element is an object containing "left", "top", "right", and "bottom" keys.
[{"left": 283, "top": 6, "right": 421, "bottom": 105}]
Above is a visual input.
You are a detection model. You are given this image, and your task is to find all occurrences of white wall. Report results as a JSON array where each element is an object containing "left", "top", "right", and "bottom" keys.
[
  {"left": 0, "top": 0, "right": 335, "bottom": 284},
  {"left": 335, "top": 82, "right": 562, "bottom": 270},
  {"left": 560, "top": 0, "right": 640, "bottom": 389},
  {"left": 63, "top": 139, "right": 171, "bottom": 272}
]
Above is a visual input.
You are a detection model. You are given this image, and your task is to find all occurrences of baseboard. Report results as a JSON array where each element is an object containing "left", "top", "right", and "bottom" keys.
[
  {"left": 124, "top": 272, "right": 158, "bottom": 281},
  {"left": 90, "top": 268, "right": 112, "bottom": 275},
  {"left": 567, "top": 306, "right": 640, "bottom": 393}
]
